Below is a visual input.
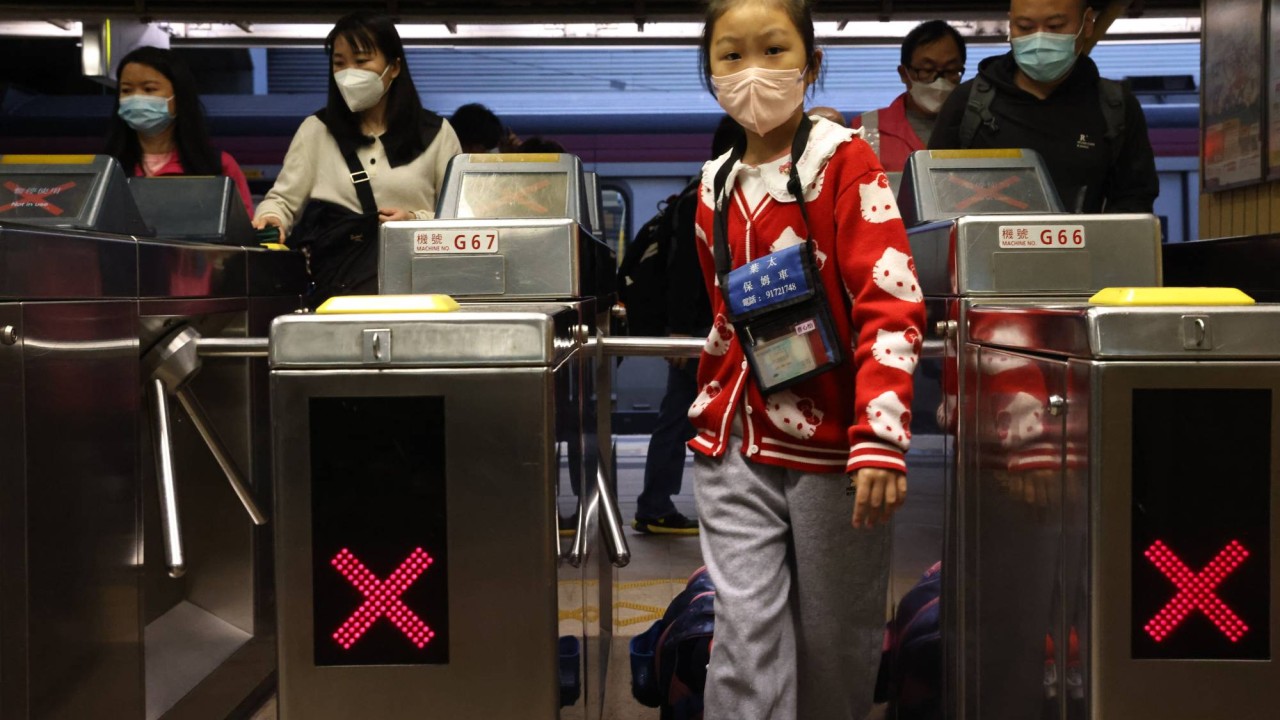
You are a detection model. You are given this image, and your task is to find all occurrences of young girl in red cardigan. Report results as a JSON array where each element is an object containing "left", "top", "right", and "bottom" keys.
[{"left": 689, "top": 1, "right": 926, "bottom": 718}]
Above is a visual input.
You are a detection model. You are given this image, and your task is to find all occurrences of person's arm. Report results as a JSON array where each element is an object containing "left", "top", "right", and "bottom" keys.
[
  {"left": 253, "top": 117, "right": 321, "bottom": 237},
  {"left": 219, "top": 151, "right": 254, "bottom": 217},
  {"left": 835, "top": 148, "right": 927, "bottom": 472},
  {"left": 409, "top": 119, "right": 463, "bottom": 220},
  {"left": 926, "top": 81, "right": 972, "bottom": 150},
  {"left": 1102, "top": 92, "right": 1159, "bottom": 213}
]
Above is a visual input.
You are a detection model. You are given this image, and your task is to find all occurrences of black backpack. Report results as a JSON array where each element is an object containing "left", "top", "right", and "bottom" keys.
[{"left": 617, "top": 179, "right": 698, "bottom": 337}]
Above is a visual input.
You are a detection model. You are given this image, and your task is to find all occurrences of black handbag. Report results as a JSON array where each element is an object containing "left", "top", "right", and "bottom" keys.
[
  {"left": 288, "top": 138, "right": 380, "bottom": 309},
  {"left": 712, "top": 117, "right": 844, "bottom": 393}
]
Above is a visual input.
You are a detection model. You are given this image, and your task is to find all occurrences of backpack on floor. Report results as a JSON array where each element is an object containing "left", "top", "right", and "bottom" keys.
[
  {"left": 630, "top": 566, "right": 716, "bottom": 720},
  {"left": 874, "top": 561, "right": 943, "bottom": 720}
]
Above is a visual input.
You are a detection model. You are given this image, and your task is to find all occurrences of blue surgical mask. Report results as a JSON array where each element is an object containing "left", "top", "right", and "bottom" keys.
[
  {"left": 1010, "top": 13, "right": 1088, "bottom": 84},
  {"left": 118, "top": 95, "right": 174, "bottom": 135}
]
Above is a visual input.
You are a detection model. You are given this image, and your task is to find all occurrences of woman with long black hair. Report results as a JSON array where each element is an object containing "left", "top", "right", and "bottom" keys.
[
  {"left": 105, "top": 45, "right": 254, "bottom": 215},
  {"left": 252, "top": 12, "right": 460, "bottom": 301}
]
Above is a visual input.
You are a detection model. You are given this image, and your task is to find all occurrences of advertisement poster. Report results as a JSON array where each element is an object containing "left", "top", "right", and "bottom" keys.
[
  {"left": 1270, "top": 0, "right": 1280, "bottom": 179},
  {"left": 1202, "top": 0, "right": 1265, "bottom": 190}
]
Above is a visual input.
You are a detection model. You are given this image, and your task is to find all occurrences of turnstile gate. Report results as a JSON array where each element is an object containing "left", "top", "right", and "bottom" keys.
[
  {"left": 965, "top": 302, "right": 1280, "bottom": 719},
  {"left": 270, "top": 304, "right": 598, "bottom": 719}
]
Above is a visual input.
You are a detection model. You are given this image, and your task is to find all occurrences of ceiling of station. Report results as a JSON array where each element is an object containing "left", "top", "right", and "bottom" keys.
[{"left": 1, "top": 0, "right": 1200, "bottom": 23}]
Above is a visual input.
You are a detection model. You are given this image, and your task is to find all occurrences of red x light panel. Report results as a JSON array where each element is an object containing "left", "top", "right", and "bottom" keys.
[
  {"left": 310, "top": 397, "right": 449, "bottom": 666},
  {"left": 0, "top": 174, "right": 93, "bottom": 219},
  {"left": 928, "top": 168, "right": 1052, "bottom": 216},
  {"left": 1131, "top": 389, "right": 1270, "bottom": 660}
]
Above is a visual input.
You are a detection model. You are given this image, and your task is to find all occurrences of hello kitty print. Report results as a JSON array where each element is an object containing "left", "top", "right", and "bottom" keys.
[
  {"left": 872, "top": 327, "right": 922, "bottom": 374},
  {"left": 867, "top": 391, "right": 912, "bottom": 446},
  {"left": 765, "top": 390, "right": 825, "bottom": 440}
]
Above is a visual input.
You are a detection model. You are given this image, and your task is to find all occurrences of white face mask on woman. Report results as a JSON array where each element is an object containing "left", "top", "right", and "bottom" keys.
[
  {"left": 334, "top": 65, "right": 391, "bottom": 113},
  {"left": 711, "top": 66, "right": 807, "bottom": 137}
]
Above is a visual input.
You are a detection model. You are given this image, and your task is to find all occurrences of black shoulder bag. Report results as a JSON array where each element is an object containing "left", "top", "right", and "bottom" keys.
[
  {"left": 712, "top": 116, "right": 844, "bottom": 394},
  {"left": 288, "top": 139, "right": 380, "bottom": 308}
]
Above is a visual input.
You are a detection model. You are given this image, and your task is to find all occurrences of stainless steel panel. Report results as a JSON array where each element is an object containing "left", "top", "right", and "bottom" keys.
[
  {"left": 269, "top": 308, "right": 580, "bottom": 369},
  {"left": 909, "top": 214, "right": 1162, "bottom": 299},
  {"left": 138, "top": 239, "right": 247, "bottom": 299},
  {"left": 1093, "top": 364, "right": 1280, "bottom": 719},
  {"left": 1063, "top": 359, "right": 1092, "bottom": 720},
  {"left": 273, "top": 368, "right": 565, "bottom": 719},
  {"left": 970, "top": 345, "right": 1067, "bottom": 719},
  {"left": 412, "top": 255, "right": 505, "bottom": 296},
  {"left": 970, "top": 304, "right": 1280, "bottom": 359},
  {"left": 0, "top": 224, "right": 138, "bottom": 299},
  {"left": 0, "top": 303, "right": 27, "bottom": 719},
  {"left": 380, "top": 218, "right": 614, "bottom": 300},
  {"left": 23, "top": 300, "right": 143, "bottom": 720}
]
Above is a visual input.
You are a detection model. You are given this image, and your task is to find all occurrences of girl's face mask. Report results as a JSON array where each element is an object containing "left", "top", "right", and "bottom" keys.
[{"left": 711, "top": 66, "right": 807, "bottom": 137}]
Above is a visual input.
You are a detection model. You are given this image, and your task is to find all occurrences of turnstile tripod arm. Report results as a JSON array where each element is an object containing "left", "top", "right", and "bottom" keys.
[
  {"left": 174, "top": 387, "right": 268, "bottom": 526},
  {"left": 596, "top": 465, "right": 631, "bottom": 568},
  {"left": 149, "top": 378, "right": 186, "bottom": 578}
]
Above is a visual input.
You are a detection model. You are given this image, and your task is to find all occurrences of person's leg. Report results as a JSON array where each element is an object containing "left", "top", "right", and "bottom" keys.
[
  {"left": 787, "top": 471, "right": 891, "bottom": 720},
  {"left": 694, "top": 438, "right": 798, "bottom": 720},
  {"left": 636, "top": 360, "right": 700, "bottom": 528}
]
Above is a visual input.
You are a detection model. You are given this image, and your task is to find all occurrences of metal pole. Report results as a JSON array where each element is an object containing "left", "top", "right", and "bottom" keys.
[
  {"left": 595, "top": 464, "right": 631, "bottom": 568},
  {"left": 149, "top": 378, "right": 186, "bottom": 578},
  {"left": 196, "top": 337, "right": 270, "bottom": 358},
  {"left": 593, "top": 336, "right": 704, "bottom": 358}
]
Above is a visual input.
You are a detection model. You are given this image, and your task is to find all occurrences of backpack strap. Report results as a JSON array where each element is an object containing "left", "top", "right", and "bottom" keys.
[
  {"left": 959, "top": 77, "right": 998, "bottom": 148},
  {"left": 1097, "top": 77, "right": 1127, "bottom": 165}
]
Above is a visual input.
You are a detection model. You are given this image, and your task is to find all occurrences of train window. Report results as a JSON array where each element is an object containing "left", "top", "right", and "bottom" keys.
[
  {"left": 1131, "top": 389, "right": 1270, "bottom": 660},
  {"left": 600, "top": 184, "right": 629, "bottom": 260},
  {"left": 309, "top": 396, "right": 451, "bottom": 666}
]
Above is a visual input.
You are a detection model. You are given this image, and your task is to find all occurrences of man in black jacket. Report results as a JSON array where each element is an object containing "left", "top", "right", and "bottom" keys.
[{"left": 929, "top": 0, "right": 1158, "bottom": 213}]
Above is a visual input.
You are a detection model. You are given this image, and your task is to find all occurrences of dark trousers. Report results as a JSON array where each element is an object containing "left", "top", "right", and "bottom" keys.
[{"left": 637, "top": 359, "right": 699, "bottom": 519}]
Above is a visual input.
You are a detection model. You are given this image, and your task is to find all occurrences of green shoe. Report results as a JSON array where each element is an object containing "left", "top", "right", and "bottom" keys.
[{"left": 632, "top": 512, "right": 700, "bottom": 536}]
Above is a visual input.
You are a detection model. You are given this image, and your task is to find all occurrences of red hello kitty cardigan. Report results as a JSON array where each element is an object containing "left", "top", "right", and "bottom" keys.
[{"left": 687, "top": 117, "right": 926, "bottom": 475}]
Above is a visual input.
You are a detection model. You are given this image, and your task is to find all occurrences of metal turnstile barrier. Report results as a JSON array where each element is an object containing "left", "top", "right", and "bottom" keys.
[
  {"left": 896, "top": 149, "right": 1164, "bottom": 719},
  {"left": 0, "top": 154, "right": 306, "bottom": 720},
  {"left": 273, "top": 153, "right": 632, "bottom": 720},
  {"left": 964, "top": 302, "right": 1280, "bottom": 719}
]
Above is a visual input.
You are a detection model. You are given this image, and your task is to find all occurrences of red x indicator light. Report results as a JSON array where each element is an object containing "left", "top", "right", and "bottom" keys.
[
  {"left": 331, "top": 547, "right": 436, "bottom": 650},
  {"left": 1143, "top": 539, "right": 1250, "bottom": 643}
]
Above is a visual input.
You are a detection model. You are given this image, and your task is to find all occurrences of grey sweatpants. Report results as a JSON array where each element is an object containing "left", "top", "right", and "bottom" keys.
[{"left": 694, "top": 436, "right": 890, "bottom": 720}]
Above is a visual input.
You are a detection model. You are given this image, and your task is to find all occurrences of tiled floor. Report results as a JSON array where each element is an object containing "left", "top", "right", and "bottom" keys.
[{"left": 251, "top": 435, "right": 946, "bottom": 720}]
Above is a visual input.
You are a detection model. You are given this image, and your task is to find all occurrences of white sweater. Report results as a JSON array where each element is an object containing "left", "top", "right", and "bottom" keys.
[{"left": 254, "top": 115, "right": 461, "bottom": 234}]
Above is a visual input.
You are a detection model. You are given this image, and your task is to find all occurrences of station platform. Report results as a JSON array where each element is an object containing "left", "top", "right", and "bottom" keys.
[{"left": 247, "top": 434, "right": 947, "bottom": 720}]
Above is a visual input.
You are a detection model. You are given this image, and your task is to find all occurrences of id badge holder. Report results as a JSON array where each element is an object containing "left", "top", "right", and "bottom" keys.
[{"left": 724, "top": 243, "right": 843, "bottom": 394}]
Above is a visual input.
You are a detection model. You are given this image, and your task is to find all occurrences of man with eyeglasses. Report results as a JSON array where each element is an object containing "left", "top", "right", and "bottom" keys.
[
  {"left": 852, "top": 20, "right": 966, "bottom": 172},
  {"left": 930, "top": 0, "right": 1158, "bottom": 214}
]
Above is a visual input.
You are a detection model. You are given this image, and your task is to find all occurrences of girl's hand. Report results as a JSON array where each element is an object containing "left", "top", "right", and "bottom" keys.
[
  {"left": 252, "top": 214, "right": 284, "bottom": 242},
  {"left": 851, "top": 468, "right": 907, "bottom": 529},
  {"left": 378, "top": 207, "right": 412, "bottom": 223}
]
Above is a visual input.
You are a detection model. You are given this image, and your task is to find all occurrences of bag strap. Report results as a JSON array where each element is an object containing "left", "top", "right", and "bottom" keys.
[
  {"left": 335, "top": 139, "right": 379, "bottom": 216},
  {"left": 959, "top": 77, "right": 998, "bottom": 148},
  {"left": 713, "top": 116, "right": 814, "bottom": 295},
  {"left": 1097, "top": 77, "right": 1127, "bottom": 165}
]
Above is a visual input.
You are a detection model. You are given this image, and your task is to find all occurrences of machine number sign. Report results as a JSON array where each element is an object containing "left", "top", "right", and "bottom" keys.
[
  {"left": 414, "top": 229, "right": 500, "bottom": 254},
  {"left": 997, "top": 225, "right": 1086, "bottom": 249}
]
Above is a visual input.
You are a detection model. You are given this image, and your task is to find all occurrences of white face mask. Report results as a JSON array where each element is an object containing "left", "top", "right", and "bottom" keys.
[
  {"left": 908, "top": 77, "right": 957, "bottom": 115},
  {"left": 334, "top": 65, "right": 391, "bottom": 113},
  {"left": 711, "top": 66, "right": 807, "bottom": 137}
]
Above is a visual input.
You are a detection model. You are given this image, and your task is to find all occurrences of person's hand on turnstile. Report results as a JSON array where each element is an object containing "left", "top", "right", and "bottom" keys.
[
  {"left": 378, "top": 207, "right": 413, "bottom": 223},
  {"left": 251, "top": 214, "right": 284, "bottom": 243},
  {"left": 850, "top": 468, "right": 907, "bottom": 529}
]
